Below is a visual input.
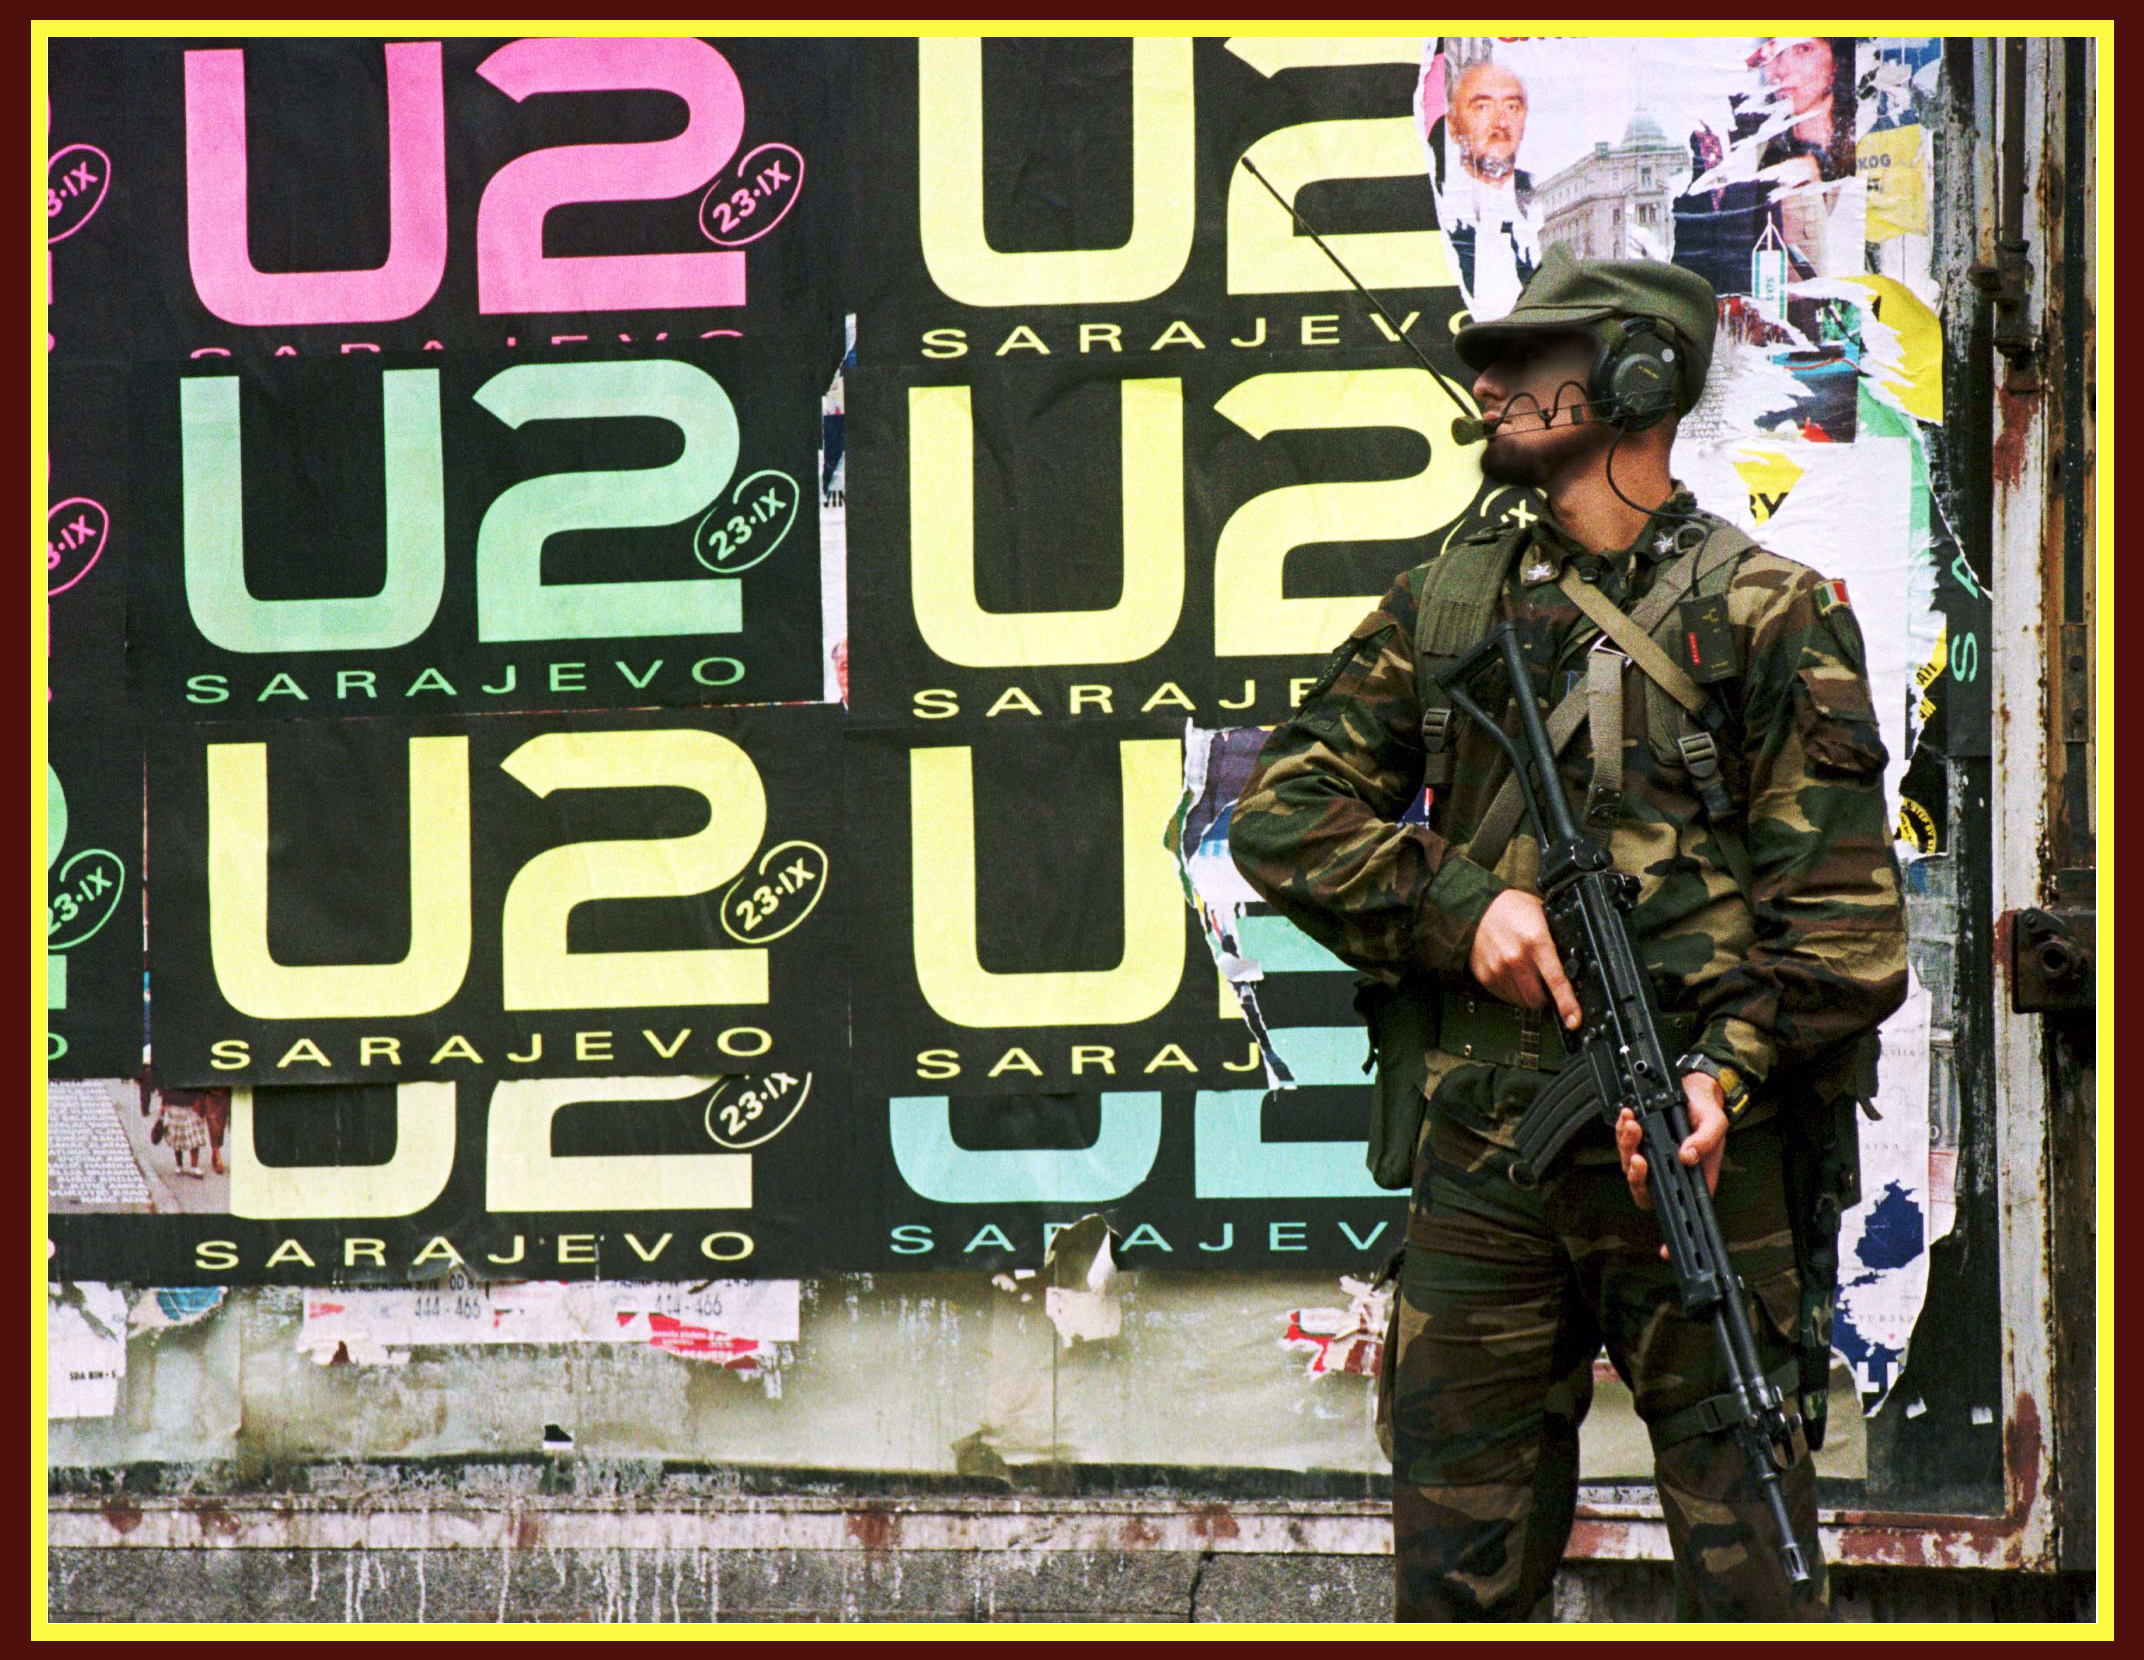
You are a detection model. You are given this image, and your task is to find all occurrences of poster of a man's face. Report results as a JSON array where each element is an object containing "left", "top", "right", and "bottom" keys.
[
  {"left": 1449, "top": 60, "right": 1527, "bottom": 185},
  {"left": 1417, "top": 49, "right": 1543, "bottom": 320}
]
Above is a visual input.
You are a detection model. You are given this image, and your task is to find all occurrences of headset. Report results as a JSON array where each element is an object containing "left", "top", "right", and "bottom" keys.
[
  {"left": 1588, "top": 316, "right": 1685, "bottom": 432},
  {"left": 1237, "top": 155, "right": 1705, "bottom": 529}
]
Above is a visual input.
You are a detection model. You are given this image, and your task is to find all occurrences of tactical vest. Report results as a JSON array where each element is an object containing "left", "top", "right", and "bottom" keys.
[
  {"left": 1360, "top": 510, "right": 1759, "bottom": 1197},
  {"left": 1356, "top": 507, "right": 1872, "bottom": 1448},
  {"left": 1413, "top": 510, "right": 1755, "bottom": 891}
]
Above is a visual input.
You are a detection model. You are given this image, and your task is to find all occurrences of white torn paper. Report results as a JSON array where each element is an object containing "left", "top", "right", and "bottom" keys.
[
  {"left": 1041, "top": 1215, "right": 1124, "bottom": 1348},
  {"left": 296, "top": 1280, "right": 801, "bottom": 1367},
  {"left": 1831, "top": 965, "right": 1934, "bottom": 1409},
  {"left": 48, "top": 1282, "right": 127, "bottom": 1418}
]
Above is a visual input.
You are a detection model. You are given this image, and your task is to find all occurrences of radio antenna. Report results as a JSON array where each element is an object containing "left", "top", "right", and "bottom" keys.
[{"left": 1237, "top": 155, "right": 1475, "bottom": 417}]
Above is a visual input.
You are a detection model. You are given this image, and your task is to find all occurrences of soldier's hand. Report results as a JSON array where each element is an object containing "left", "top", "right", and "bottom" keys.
[
  {"left": 1469, "top": 890, "right": 1583, "bottom": 1031},
  {"left": 1616, "top": 1078, "right": 1730, "bottom": 1255}
]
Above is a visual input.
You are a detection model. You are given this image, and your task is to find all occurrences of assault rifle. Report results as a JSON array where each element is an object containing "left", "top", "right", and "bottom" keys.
[{"left": 1434, "top": 622, "right": 1812, "bottom": 1588}]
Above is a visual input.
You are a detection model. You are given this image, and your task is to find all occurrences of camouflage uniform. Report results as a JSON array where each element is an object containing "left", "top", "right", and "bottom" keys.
[{"left": 1229, "top": 490, "right": 1908, "bottom": 1621}]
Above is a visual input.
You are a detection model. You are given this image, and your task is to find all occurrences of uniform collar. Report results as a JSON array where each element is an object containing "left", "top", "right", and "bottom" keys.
[{"left": 1517, "top": 484, "right": 1701, "bottom": 586}]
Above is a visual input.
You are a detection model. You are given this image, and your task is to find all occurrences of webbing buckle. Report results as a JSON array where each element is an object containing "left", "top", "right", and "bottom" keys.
[
  {"left": 1677, "top": 731, "right": 1738, "bottom": 822},
  {"left": 1420, "top": 705, "right": 1455, "bottom": 787}
]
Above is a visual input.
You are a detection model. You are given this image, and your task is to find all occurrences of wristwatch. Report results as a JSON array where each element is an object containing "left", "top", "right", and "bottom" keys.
[{"left": 1675, "top": 1050, "right": 1752, "bottom": 1121}]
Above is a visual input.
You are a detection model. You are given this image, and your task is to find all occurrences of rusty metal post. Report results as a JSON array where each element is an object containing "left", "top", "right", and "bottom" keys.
[{"left": 1984, "top": 34, "right": 2095, "bottom": 1579}]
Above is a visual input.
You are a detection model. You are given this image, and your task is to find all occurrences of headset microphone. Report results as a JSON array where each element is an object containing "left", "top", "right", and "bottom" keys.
[
  {"left": 1453, "top": 397, "right": 1627, "bottom": 446},
  {"left": 1240, "top": 155, "right": 1695, "bottom": 534}
]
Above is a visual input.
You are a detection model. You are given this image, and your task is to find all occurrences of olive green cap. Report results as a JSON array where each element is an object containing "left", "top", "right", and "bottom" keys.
[{"left": 1453, "top": 244, "right": 1718, "bottom": 413}]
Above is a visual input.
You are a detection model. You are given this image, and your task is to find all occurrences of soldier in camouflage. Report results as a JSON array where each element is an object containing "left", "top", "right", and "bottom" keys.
[{"left": 1229, "top": 248, "right": 1907, "bottom": 1621}]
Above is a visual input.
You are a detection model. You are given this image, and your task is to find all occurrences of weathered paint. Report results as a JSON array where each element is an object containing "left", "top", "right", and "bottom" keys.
[
  {"left": 48, "top": 1492, "right": 2057, "bottom": 1574},
  {"left": 1978, "top": 35, "right": 2070, "bottom": 1577}
]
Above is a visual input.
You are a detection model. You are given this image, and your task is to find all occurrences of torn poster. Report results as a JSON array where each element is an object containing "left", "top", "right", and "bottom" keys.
[
  {"left": 1855, "top": 39, "right": 1944, "bottom": 300},
  {"left": 1832, "top": 958, "right": 1933, "bottom": 1408},
  {"left": 47, "top": 1281, "right": 127, "bottom": 1418},
  {"left": 297, "top": 1280, "right": 801, "bottom": 1366},
  {"left": 46, "top": 1077, "right": 231, "bottom": 1216},
  {"left": 820, "top": 312, "right": 856, "bottom": 705},
  {"left": 1422, "top": 36, "right": 1866, "bottom": 324},
  {"left": 1172, "top": 721, "right": 1368, "bottom": 1093},
  {"left": 1798, "top": 274, "right": 1944, "bottom": 425},
  {"left": 129, "top": 1286, "right": 227, "bottom": 1335},
  {"left": 1626, "top": 419, "right": 1940, "bottom": 1413},
  {"left": 1281, "top": 1273, "right": 1393, "bottom": 1380}
]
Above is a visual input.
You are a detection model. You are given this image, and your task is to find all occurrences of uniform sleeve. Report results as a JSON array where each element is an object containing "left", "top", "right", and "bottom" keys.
[
  {"left": 1227, "top": 574, "right": 1508, "bottom": 984},
  {"left": 1694, "top": 570, "right": 1910, "bottom": 1086}
]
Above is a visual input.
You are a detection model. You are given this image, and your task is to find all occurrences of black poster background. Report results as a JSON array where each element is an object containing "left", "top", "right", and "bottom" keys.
[
  {"left": 48, "top": 364, "right": 130, "bottom": 718},
  {"left": 846, "top": 345, "right": 1505, "bottom": 729},
  {"left": 128, "top": 341, "right": 828, "bottom": 718},
  {"left": 46, "top": 715, "right": 143, "bottom": 1078},
  {"left": 119, "top": 38, "right": 852, "bottom": 369},
  {"left": 844, "top": 717, "right": 1261, "bottom": 1099},
  {"left": 147, "top": 703, "right": 848, "bottom": 1085},
  {"left": 47, "top": 37, "right": 133, "bottom": 369},
  {"left": 48, "top": 1067, "right": 867, "bottom": 1285}
]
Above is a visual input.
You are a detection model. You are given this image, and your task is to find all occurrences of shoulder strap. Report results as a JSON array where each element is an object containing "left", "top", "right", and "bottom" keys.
[
  {"left": 1465, "top": 517, "right": 1757, "bottom": 879},
  {"left": 1558, "top": 570, "right": 1710, "bottom": 719},
  {"left": 1635, "top": 516, "right": 1759, "bottom": 896}
]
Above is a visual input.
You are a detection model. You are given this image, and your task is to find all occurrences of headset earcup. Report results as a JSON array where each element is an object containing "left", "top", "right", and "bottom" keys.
[{"left": 1606, "top": 321, "right": 1678, "bottom": 430}]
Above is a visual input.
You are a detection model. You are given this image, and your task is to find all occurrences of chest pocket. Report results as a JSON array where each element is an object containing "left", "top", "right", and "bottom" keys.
[{"left": 1641, "top": 673, "right": 1750, "bottom": 801}]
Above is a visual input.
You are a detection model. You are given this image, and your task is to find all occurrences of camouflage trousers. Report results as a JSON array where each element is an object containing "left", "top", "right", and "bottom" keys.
[{"left": 1383, "top": 1108, "right": 1830, "bottom": 1623}]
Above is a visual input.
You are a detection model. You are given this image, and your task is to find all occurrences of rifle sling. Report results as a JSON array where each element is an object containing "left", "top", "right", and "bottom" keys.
[
  {"left": 1649, "top": 1358, "right": 1803, "bottom": 1452},
  {"left": 1557, "top": 567, "right": 1712, "bottom": 719}
]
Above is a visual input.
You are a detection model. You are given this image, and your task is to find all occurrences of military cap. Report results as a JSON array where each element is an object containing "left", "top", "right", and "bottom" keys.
[{"left": 1454, "top": 244, "right": 1719, "bottom": 413}]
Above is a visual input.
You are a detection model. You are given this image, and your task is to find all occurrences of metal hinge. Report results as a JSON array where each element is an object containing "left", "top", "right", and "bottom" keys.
[
  {"left": 2005, "top": 903, "right": 2095, "bottom": 1015},
  {"left": 1969, "top": 241, "right": 2039, "bottom": 392}
]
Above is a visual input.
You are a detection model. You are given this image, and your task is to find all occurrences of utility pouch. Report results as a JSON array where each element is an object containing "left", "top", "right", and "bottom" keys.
[
  {"left": 1779, "top": 1031, "right": 1877, "bottom": 1451},
  {"left": 1354, "top": 975, "right": 1436, "bottom": 1191}
]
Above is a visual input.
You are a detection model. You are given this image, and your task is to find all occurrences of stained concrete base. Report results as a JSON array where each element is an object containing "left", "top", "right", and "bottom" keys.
[{"left": 46, "top": 1547, "right": 2094, "bottom": 1625}]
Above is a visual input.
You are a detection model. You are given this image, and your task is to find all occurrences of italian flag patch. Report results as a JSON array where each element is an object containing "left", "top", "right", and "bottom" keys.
[{"left": 1814, "top": 578, "right": 1851, "bottom": 616}]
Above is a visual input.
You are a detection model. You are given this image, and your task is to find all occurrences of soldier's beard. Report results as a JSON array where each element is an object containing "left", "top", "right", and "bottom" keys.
[
  {"left": 1479, "top": 434, "right": 1549, "bottom": 487},
  {"left": 1479, "top": 424, "right": 1606, "bottom": 490}
]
